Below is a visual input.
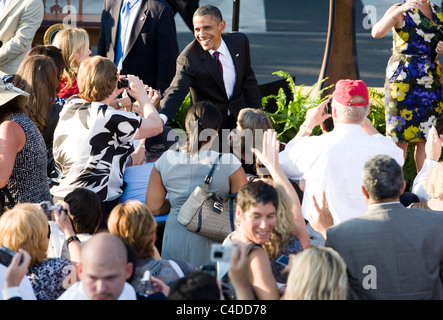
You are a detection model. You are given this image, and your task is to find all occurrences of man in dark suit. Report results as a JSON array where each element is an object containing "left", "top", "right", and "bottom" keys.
[
  {"left": 159, "top": 4, "right": 262, "bottom": 148},
  {"left": 97, "top": 0, "right": 179, "bottom": 94},
  {"left": 165, "top": 0, "right": 199, "bottom": 32},
  {"left": 324, "top": 154, "right": 443, "bottom": 300}
]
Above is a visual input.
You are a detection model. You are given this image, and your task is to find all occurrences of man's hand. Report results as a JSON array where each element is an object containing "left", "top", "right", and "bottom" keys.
[
  {"left": 307, "top": 191, "right": 334, "bottom": 239},
  {"left": 4, "top": 249, "right": 31, "bottom": 289}
]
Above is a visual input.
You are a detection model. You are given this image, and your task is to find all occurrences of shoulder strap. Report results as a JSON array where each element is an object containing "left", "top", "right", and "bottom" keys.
[{"left": 204, "top": 153, "right": 223, "bottom": 184}]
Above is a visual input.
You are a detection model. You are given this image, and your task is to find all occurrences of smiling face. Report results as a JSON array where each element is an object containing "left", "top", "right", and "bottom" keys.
[
  {"left": 236, "top": 202, "right": 277, "bottom": 245},
  {"left": 193, "top": 14, "right": 226, "bottom": 51}
]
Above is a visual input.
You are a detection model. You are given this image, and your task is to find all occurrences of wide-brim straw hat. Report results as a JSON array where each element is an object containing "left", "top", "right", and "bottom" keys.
[{"left": 0, "top": 83, "right": 30, "bottom": 107}]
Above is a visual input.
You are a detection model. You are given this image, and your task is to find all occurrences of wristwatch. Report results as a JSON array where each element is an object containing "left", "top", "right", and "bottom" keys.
[
  {"left": 116, "top": 98, "right": 123, "bottom": 109},
  {"left": 65, "top": 235, "right": 80, "bottom": 247}
]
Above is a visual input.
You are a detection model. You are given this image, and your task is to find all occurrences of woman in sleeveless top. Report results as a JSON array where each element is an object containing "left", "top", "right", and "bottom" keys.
[
  {"left": 0, "top": 84, "right": 52, "bottom": 208},
  {"left": 372, "top": 0, "right": 443, "bottom": 173}
]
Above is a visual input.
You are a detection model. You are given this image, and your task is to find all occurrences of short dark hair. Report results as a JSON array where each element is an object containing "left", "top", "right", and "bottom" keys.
[
  {"left": 168, "top": 271, "right": 221, "bottom": 300},
  {"left": 236, "top": 180, "right": 279, "bottom": 212},
  {"left": 362, "top": 154, "right": 404, "bottom": 201},
  {"left": 64, "top": 187, "right": 102, "bottom": 234},
  {"left": 194, "top": 4, "right": 223, "bottom": 23}
]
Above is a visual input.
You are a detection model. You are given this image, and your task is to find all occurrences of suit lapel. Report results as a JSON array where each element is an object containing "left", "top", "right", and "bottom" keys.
[{"left": 124, "top": 0, "right": 148, "bottom": 61}]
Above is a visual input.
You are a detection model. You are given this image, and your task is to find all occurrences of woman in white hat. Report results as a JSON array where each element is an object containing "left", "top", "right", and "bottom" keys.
[{"left": 0, "top": 83, "right": 52, "bottom": 210}]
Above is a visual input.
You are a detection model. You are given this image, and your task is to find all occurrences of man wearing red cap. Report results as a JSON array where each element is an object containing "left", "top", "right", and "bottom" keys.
[{"left": 279, "top": 79, "right": 404, "bottom": 244}]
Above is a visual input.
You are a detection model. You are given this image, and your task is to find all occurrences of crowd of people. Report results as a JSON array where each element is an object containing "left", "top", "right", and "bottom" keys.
[{"left": 0, "top": 1, "right": 443, "bottom": 301}]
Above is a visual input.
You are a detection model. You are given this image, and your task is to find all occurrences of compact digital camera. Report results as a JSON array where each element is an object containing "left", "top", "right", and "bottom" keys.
[{"left": 210, "top": 244, "right": 232, "bottom": 263}]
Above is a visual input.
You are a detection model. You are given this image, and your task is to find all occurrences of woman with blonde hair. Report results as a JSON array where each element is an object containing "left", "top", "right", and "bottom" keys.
[
  {"left": 0, "top": 203, "right": 77, "bottom": 300},
  {"left": 108, "top": 200, "right": 196, "bottom": 294},
  {"left": 283, "top": 246, "right": 348, "bottom": 300},
  {"left": 52, "top": 27, "right": 92, "bottom": 98}
]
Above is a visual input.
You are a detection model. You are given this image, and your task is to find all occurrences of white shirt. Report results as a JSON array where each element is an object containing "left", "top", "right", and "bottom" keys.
[
  {"left": 58, "top": 281, "right": 137, "bottom": 300},
  {"left": 209, "top": 39, "right": 236, "bottom": 100},
  {"left": 0, "top": 264, "right": 36, "bottom": 300},
  {"left": 279, "top": 123, "right": 405, "bottom": 225},
  {"left": 412, "top": 158, "right": 438, "bottom": 201}
]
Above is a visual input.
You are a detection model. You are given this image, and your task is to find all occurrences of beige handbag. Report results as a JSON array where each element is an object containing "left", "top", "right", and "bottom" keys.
[{"left": 177, "top": 154, "right": 236, "bottom": 242}]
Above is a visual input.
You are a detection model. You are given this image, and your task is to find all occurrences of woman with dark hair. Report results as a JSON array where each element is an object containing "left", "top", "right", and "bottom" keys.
[
  {"left": 48, "top": 187, "right": 103, "bottom": 260},
  {"left": 146, "top": 101, "right": 247, "bottom": 268},
  {"left": 12, "top": 54, "right": 62, "bottom": 175}
]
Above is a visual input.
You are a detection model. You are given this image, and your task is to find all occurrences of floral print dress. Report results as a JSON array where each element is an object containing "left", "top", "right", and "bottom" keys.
[{"left": 384, "top": 2, "right": 443, "bottom": 143}]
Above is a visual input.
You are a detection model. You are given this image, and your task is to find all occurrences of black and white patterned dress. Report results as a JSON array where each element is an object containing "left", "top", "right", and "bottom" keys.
[{"left": 50, "top": 97, "right": 142, "bottom": 202}]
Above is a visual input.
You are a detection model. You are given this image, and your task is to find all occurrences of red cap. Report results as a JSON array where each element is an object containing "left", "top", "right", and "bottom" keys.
[{"left": 332, "top": 79, "right": 369, "bottom": 107}]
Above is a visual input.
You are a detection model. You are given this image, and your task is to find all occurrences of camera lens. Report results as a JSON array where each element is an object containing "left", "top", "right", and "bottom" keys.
[{"left": 214, "top": 251, "right": 223, "bottom": 258}]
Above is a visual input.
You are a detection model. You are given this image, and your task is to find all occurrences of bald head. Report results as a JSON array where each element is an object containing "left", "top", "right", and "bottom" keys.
[
  {"left": 82, "top": 232, "right": 128, "bottom": 266},
  {"left": 79, "top": 233, "right": 133, "bottom": 300}
]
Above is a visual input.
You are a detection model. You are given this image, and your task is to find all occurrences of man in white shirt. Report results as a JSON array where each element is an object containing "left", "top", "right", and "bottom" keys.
[
  {"left": 279, "top": 79, "right": 404, "bottom": 241},
  {"left": 58, "top": 233, "right": 167, "bottom": 300},
  {"left": 58, "top": 233, "right": 137, "bottom": 300}
]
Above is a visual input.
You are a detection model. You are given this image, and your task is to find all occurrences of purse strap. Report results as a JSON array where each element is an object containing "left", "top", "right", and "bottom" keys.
[{"left": 204, "top": 153, "right": 223, "bottom": 184}]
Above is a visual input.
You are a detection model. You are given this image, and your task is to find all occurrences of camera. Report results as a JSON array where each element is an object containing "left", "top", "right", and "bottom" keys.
[
  {"left": 323, "top": 99, "right": 334, "bottom": 132},
  {"left": 200, "top": 264, "right": 217, "bottom": 277},
  {"left": 0, "top": 246, "right": 17, "bottom": 267},
  {"left": 40, "top": 201, "right": 61, "bottom": 220},
  {"left": 117, "top": 77, "right": 130, "bottom": 89},
  {"left": 210, "top": 244, "right": 232, "bottom": 263}
]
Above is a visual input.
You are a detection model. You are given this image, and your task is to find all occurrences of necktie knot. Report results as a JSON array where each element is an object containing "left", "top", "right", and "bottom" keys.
[{"left": 213, "top": 51, "right": 223, "bottom": 76}]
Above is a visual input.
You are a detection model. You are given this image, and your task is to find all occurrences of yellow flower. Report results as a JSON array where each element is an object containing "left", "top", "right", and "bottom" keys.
[
  {"left": 436, "top": 11, "right": 443, "bottom": 22},
  {"left": 400, "top": 109, "right": 413, "bottom": 121},
  {"left": 404, "top": 126, "right": 420, "bottom": 141},
  {"left": 390, "top": 83, "right": 410, "bottom": 101},
  {"left": 395, "top": 31, "right": 409, "bottom": 50}
]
